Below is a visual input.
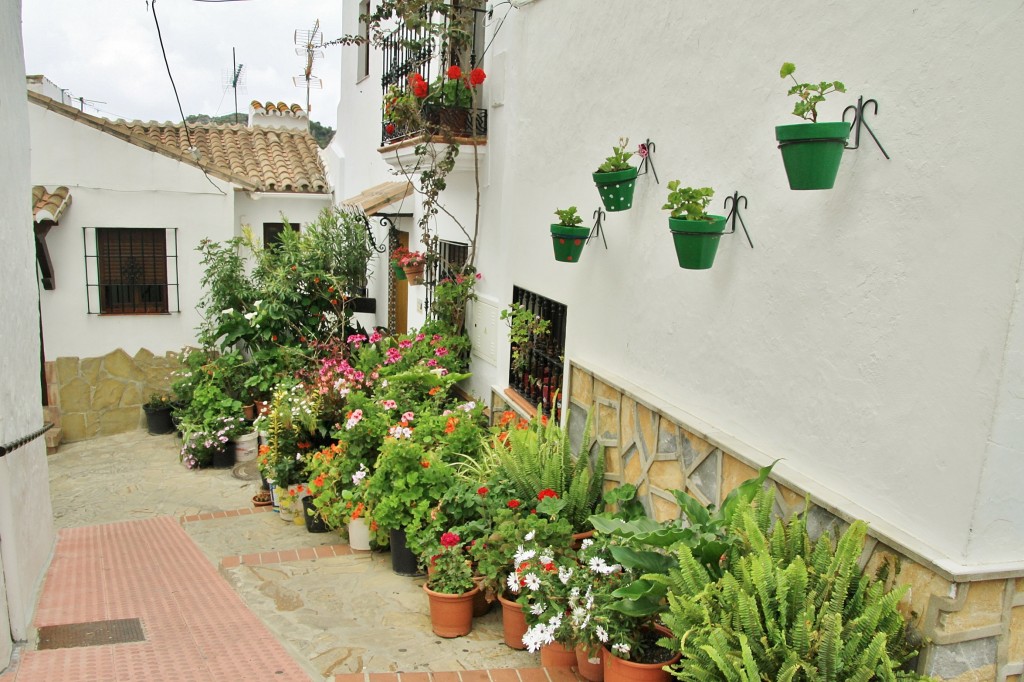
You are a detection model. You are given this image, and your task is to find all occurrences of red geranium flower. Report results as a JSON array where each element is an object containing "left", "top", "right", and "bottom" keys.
[
  {"left": 447, "top": 65, "right": 462, "bottom": 80},
  {"left": 385, "top": 123, "right": 396, "bottom": 135},
  {"left": 507, "top": 499, "right": 520, "bottom": 509},
  {"left": 537, "top": 488, "right": 558, "bottom": 501},
  {"left": 420, "top": 460, "right": 430, "bottom": 468},
  {"left": 412, "top": 80, "right": 428, "bottom": 98},
  {"left": 477, "top": 486, "right": 488, "bottom": 496},
  {"left": 440, "top": 532, "right": 460, "bottom": 548},
  {"left": 469, "top": 68, "right": 486, "bottom": 86}
]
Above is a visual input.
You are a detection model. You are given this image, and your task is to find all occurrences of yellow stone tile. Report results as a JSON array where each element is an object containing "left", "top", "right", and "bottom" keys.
[
  {"left": 892, "top": 560, "right": 952, "bottom": 630},
  {"left": 721, "top": 454, "right": 758, "bottom": 497},
  {"left": 604, "top": 446, "right": 621, "bottom": 475},
  {"left": 55, "top": 356, "right": 79, "bottom": 384},
  {"left": 571, "top": 366, "right": 593, "bottom": 408},
  {"left": 594, "top": 378, "right": 618, "bottom": 403},
  {"left": 79, "top": 357, "right": 101, "bottom": 384},
  {"left": 942, "top": 580, "right": 1006, "bottom": 634},
  {"left": 92, "top": 378, "right": 127, "bottom": 411},
  {"left": 649, "top": 460, "right": 686, "bottom": 494},
  {"left": 1017, "top": 577, "right": 1024, "bottom": 594},
  {"left": 623, "top": 450, "right": 642, "bottom": 486},
  {"left": 620, "top": 396, "right": 636, "bottom": 452},
  {"left": 637, "top": 479, "right": 649, "bottom": 500},
  {"left": 946, "top": 664, "right": 996, "bottom": 682},
  {"left": 1008, "top": 605, "right": 1024, "bottom": 663},
  {"left": 597, "top": 403, "right": 618, "bottom": 443},
  {"left": 636, "top": 403, "right": 656, "bottom": 457},
  {"left": 652, "top": 495, "right": 678, "bottom": 523},
  {"left": 96, "top": 407, "right": 144, "bottom": 436},
  {"left": 775, "top": 481, "right": 807, "bottom": 514},
  {"left": 102, "top": 348, "right": 145, "bottom": 381},
  {"left": 1006, "top": 675, "right": 1020, "bottom": 682},
  {"left": 61, "top": 413, "right": 87, "bottom": 442},
  {"left": 59, "top": 378, "right": 92, "bottom": 412}
]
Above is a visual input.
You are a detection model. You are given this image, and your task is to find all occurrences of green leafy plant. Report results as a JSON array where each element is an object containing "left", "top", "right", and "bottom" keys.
[
  {"left": 661, "top": 491, "right": 928, "bottom": 682},
  {"left": 597, "top": 136, "right": 635, "bottom": 173},
  {"left": 145, "top": 393, "right": 173, "bottom": 410},
  {"left": 553, "top": 206, "right": 584, "bottom": 227},
  {"left": 780, "top": 62, "right": 846, "bottom": 123},
  {"left": 364, "top": 439, "right": 455, "bottom": 533},
  {"left": 500, "top": 302, "right": 551, "bottom": 374},
  {"left": 662, "top": 182, "right": 715, "bottom": 220},
  {"left": 427, "top": 531, "right": 476, "bottom": 595},
  {"left": 489, "top": 409, "right": 605, "bottom": 532}
]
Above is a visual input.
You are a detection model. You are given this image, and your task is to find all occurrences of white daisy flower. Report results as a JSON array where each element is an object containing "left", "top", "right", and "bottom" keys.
[
  {"left": 513, "top": 546, "right": 536, "bottom": 566},
  {"left": 506, "top": 573, "right": 520, "bottom": 594},
  {"left": 596, "top": 626, "right": 609, "bottom": 643},
  {"left": 612, "top": 643, "right": 630, "bottom": 656},
  {"left": 523, "top": 573, "right": 541, "bottom": 591},
  {"left": 524, "top": 530, "right": 536, "bottom": 542},
  {"left": 531, "top": 603, "right": 546, "bottom": 616},
  {"left": 580, "top": 538, "right": 594, "bottom": 550}
]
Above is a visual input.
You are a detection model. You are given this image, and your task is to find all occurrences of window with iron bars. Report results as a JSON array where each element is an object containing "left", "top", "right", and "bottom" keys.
[
  {"left": 508, "top": 286, "right": 567, "bottom": 419},
  {"left": 83, "top": 227, "right": 179, "bottom": 314},
  {"left": 425, "top": 239, "right": 469, "bottom": 317}
]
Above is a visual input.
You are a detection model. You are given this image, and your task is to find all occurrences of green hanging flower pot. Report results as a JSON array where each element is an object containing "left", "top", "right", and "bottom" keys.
[
  {"left": 550, "top": 224, "right": 590, "bottom": 263},
  {"left": 391, "top": 261, "right": 407, "bottom": 281},
  {"left": 775, "top": 121, "right": 851, "bottom": 190},
  {"left": 668, "top": 215, "right": 727, "bottom": 270},
  {"left": 592, "top": 167, "right": 639, "bottom": 212}
]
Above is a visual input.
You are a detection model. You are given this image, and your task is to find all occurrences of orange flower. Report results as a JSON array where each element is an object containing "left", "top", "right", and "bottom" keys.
[
  {"left": 314, "top": 474, "right": 325, "bottom": 487},
  {"left": 444, "top": 417, "right": 458, "bottom": 434},
  {"left": 428, "top": 386, "right": 441, "bottom": 396},
  {"left": 499, "top": 410, "right": 516, "bottom": 427},
  {"left": 258, "top": 445, "right": 270, "bottom": 455},
  {"left": 352, "top": 502, "right": 364, "bottom": 520},
  {"left": 369, "top": 519, "right": 378, "bottom": 531},
  {"left": 540, "top": 414, "right": 549, "bottom": 426}
]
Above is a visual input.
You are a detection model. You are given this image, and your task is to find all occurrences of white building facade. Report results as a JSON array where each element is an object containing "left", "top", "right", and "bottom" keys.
[{"left": 329, "top": 3, "right": 1024, "bottom": 680}]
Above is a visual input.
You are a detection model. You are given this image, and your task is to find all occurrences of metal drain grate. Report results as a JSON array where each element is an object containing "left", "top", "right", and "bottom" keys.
[{"left": 37, "top": 618, "right": 145, "bottom": 650}]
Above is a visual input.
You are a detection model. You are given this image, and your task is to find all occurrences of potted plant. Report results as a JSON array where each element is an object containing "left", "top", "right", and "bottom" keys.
[
  {"left": 549, "top": 206, "right": 590, "bottom": 263},
  {"left": 592, "top": 137, "right": 639, "bottom": 212},
  {"left": 390, "top": 246, "right": 409, "bottom": 281},
  {"left": 776, "top": 62, "right": 850, "bottom": 190},
  {"left": 397, "top": 248, "right": 427, "bottom": 285},
  {"left": 423, "top": 531, "right": 480, "bottom": 638},
  {"left": 421, "top": 65, "right": 487, "bottom": 135},
  {"left": 511, "top": 533, "right": 581, "bottom": 667},
  {"left": 143, "top": 393, "right": 174, "bottom": 435},
  {"left": 662, "top": 182, "right": 726, "bottom": 270}
]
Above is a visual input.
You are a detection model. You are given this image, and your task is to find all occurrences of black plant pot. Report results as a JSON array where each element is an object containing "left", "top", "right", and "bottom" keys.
[
  {"left": 302, "top": 496, "right": 329, "bottom": 533},
  {"left": 211, "top": 441, "right": 236, "bottom": 469},
  {"left": 389, "top": 529, "right": 420, "bottom": 576},
  {"left": 144, "top": 405, "right": 174, "bottom": 435}
]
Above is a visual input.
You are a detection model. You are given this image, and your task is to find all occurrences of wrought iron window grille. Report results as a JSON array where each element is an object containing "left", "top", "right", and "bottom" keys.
[
  {"left": 508, "top": 286, "right": 567, "bottom": 419},
  {"left": 83, "top": 227, "right": 180, "bottom": 315}
]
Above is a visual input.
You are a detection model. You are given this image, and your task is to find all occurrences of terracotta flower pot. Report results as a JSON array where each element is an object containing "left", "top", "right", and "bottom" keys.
[
  {"left": 497, "top": 592, "right": 527, "bottom": 650},
  {"left": 602, "top": 626, "right": 680, "bottom": 682},
  {"left": 576, "top": 645, "right": 605, "bottom": 682},
  {"left": 402, "top": 262, "right": 425, "bottom": 285},
  {"left": 423, "top": 583, "right": 479, "bottom": 638},
  {"left": 471, "top": 576, "right": 492, "bottom": 617},
  {"left": 541, "top": 641, "right": 577, "bottom": 668}
]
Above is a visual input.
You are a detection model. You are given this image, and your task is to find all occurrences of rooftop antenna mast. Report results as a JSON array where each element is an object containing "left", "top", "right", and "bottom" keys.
[
  {"left": 223, "top": 47, "right": 246, "bottom": 124},
  {"left": 293, "top": 19, "right": 323, "bottom": 131}
]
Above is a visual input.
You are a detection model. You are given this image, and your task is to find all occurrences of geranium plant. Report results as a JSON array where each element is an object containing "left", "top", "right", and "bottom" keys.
[
  {"left": 662, "top": 182, "right": 714, "bottom": 220},
  {"left": 426, "top": 531, "right": 476, "bottom": 595},
  {"left": 780, "top": 62, "right": 846, "bottom": 123},
  {"left": 596, "top": 136, "right": 635, "bottom": 173},
  {"left": 424, "top": 65, "right": 487, "bottom": 109},
  {"left": 553, "top": 206, "right": 583, "bottom": 227}
]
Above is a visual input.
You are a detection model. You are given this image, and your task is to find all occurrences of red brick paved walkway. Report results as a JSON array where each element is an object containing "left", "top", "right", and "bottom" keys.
[{"left": 6, "top": 516, "right": 310, "bottom": 681}]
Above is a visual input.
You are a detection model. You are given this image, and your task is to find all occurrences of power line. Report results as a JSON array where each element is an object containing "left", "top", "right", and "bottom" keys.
[{"left": 148, "top": 0, "right": 226, "bottom": 196}]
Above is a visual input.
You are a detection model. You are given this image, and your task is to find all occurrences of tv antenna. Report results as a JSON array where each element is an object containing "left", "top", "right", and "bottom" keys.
[
  {"left": 73, "top": 96, "right": 106, "bottom": 113},
  {"left": 222, "top": 47, "right": 246, "bottom": 124},
  {"left": 293, "top": 19, "right": 323, "bottom": 130}
]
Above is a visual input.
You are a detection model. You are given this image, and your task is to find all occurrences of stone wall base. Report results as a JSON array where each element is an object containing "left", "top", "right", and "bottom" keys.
[
  {"left": 491, "top": 362, "right": 1024, "bottom": 682},
  {"left": 51, "top": 348, "right": 181, "bottom": 443}
]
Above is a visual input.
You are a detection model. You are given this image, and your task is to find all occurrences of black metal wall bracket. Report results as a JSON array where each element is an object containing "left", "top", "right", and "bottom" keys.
[
  {"left": 666, "top": 192, "right": 753, "bottom": 250},
  {"left": 636, "top": 139, "right": 659, "bottom": 183},
  {"left": 588, "top": 208, "right": 608, "bottom": 250},
  {"left": 843, "top": 96, "right": 890, "bottom": 159},
  {"left": 723, "top": 192, "right": 754, "bottom": 249}
]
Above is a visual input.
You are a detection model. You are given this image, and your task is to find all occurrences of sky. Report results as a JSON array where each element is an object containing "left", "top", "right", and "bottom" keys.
[{"left": 21, "top": 0, "right": 343, "bottom": 129}]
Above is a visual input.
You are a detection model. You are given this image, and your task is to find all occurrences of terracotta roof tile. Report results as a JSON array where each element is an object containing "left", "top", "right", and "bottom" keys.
[
  {"left": 32, "top": 185, "right": 72, "bottom": 222},
  {"left": 112, "top": 120, "right": 328, "bottom": 194}
]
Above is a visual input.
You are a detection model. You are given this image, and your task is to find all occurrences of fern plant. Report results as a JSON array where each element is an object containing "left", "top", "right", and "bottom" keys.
[
  {"left": 489, "top": 408, "right": 604, "bottom": 531},
  {"left": 660, "top": 489, "right": 930, "bottom": 682}
]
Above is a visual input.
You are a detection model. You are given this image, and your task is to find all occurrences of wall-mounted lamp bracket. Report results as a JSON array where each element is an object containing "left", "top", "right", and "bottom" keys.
[
  {"left": 588, "top": 208, "right": 608, "bottom": 250},
  {"left": 636, "top": 139, "right": 659, "bottom": 183},
  {"left": 843, "top": 96, "right": 889, "bottom": 159}
]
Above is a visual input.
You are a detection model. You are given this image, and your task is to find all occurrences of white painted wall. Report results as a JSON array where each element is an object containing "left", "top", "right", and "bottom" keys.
[
  {"left": 338, "top": 1, "right": 1024, "bottom": 569},
  {"left": 234, "top": 192, "right": 333, "bottom": 242},
  {"left": 30, "top": 101, "right": 236, "bottom": 358},
  {"left": 0, "top": 0, "right": 55, "bottom": 662}
]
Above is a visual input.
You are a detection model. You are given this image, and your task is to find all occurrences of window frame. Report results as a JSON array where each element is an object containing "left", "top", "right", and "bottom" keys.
[
  {"left": 83, "top": 227, "right": 179, "bottom": 315},
  {"left": 507, "top": 286, "right": 567, "bottom": 419}
]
